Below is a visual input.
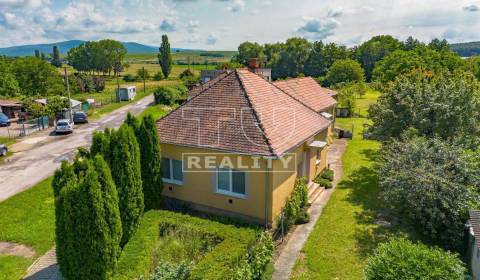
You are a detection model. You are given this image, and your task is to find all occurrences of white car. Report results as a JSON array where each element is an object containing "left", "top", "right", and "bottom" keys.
[{"left": 55, "top": 119, "right": 74, "bottom": 134}]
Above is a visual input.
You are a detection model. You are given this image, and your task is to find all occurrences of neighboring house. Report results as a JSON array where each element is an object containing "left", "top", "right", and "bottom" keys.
[
  {"left": 157, "top": 67, "right": 337, "bottom": 227},
  {"left": 0, "top": 100, "right": 23, "bottom": 119},
  {"left": 35, "top": 98, "right": 82, "bottom": 120},
  {"left": 469, "top": 210, "right": 480, "bottom": 279},
  {"left": 274, "top": 77, "right": 338, "bottom": 142}
]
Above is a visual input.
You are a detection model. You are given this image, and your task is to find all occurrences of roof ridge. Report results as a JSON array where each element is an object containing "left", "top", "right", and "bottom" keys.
[
  {"left": 156, "top": 71, "right": 236, "bottom": 123},
  {"left": 235, "top": 70, "right": 277, "bottom": 157},
  {"left": 269, "top": 76, "right": 332, "bottom": 122}
]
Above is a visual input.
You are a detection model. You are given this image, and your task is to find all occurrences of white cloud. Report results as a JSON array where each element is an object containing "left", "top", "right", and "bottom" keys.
[
  {"left": 463, "top": 4, "right": 479, "bottom": 12},
  {"left": 206, "top": 33, "right": 217, "bottom": 45},
  {"left": 226, "top": 0, "right": 244, "bottom": 12},
  {"left": 160, "top": 18, "right": 176, "bottom": 32},
  {"left": 296, "top": 16, "right": 340, "bottom": 40}
]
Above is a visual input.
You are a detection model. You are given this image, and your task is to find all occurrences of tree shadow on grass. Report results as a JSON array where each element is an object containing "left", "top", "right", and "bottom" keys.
[{"left": 336, "top": 147, "right": 417, "bottom": 259}]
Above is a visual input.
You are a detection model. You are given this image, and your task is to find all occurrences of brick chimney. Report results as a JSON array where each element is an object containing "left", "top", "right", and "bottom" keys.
[{"left": 248, "top": 58, "right": 259, "bottom": 70}]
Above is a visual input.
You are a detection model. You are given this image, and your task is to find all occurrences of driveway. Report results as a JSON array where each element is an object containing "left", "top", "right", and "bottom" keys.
[{"left": 0, "top": 95, "right": 154, "bottom": 201}]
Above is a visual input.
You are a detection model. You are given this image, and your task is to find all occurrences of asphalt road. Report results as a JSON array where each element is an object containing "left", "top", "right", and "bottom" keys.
[{"left": 0, "top": 95, "right": 154, "bottom": 201}]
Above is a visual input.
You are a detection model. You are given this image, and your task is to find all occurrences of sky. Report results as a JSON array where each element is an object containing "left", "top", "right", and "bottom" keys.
[{"left": 0, "top": 0, "right": 480, "bottom": 50}]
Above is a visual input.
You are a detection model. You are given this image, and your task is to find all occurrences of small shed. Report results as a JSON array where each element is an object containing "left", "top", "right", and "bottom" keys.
[
  {"left": 116, "top": 86, "right": 136, "bottom": 101},
  {"left": 0, "top": 100, "right": 23, "bottom": 119},
  {"left": 469, "top": 210, "right": 480, "bottom": 279}
]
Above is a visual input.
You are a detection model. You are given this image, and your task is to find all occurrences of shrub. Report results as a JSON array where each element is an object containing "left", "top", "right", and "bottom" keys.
[
  {"left": 140, "top": 261, "right": 192, "bottom": 280},
  {"left": 123, "top": 74, "right": 137, "bottom": 82},
  {"left": 92, "top": 76, "right": 105, "bottom": 92},
  {"left": 320, "top": 169, "right": 334, "bottom": 181},
  {"left": 115, "top": 210, "right": 271, "bottom": 280},
  {"left": 365, "top": 239, "right": 466, "bottom": 280},
  {"left": 179, "top": 69, "right": 195, "bottom": 79},
  {"left": 281, "top": 177, "right": 309, "bottom": 230},
  {"left": 295, "top": 209, "right": 310, "bottom": 224},
  {"left": 137, "top": 68, "right": 151, "bottom": 80},
  {"left": 153, "top": 85, "right": 188, "bottom": 105},
  {"left": 153, "top": 72, "right": 164, "bottom": 81},
  {"left": 379, "top": 136, "right": 480, "bottom": 250},
  {"left": 109, "top": 124, "right": 144, "bottom": 247},
  {"left": 314, "top": 177, "right": 332, "bottom": 189}
]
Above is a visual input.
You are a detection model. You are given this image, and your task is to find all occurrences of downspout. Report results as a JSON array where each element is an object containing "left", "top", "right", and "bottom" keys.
[{"left": 264, "top": 158, "right": 271, "bottom": 228}]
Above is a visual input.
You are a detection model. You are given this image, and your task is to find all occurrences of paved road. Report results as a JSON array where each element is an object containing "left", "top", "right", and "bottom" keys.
[{"left": 0, "top": 95, "right": 154, "bottom": 201}]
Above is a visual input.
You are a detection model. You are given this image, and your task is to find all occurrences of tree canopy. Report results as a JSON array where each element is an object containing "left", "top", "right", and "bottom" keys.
[
  {"left": 158, "top": 35, "right": 172, "bottom": 78},
  {"left": 369, "top": 70, "right": 480, "bottom": 145},
  {"left": 365, "top": 239, "right": 465, "bottom": 280},
  {"left": 379, "top": 136, "right": 480, "bottom": 249},
  {"left": 67, "top": 40, "right": 126, "bottom": 75},
  {"left": 324, "top": 59, "right": 365, "bottom": 86},
  {"left": 303, "top": 41, "right": 350, "bottom": 78}
]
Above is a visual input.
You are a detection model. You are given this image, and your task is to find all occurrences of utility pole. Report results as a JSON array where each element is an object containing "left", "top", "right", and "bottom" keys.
[
  {"left": 116, "top": 67, "right": 120, "bottom": 103},
  {"left": 64, "top": 67, "right": 73, "bottom": 122},
  {"left": 142, "top": 66, "right": 146, "bottom": 95}
]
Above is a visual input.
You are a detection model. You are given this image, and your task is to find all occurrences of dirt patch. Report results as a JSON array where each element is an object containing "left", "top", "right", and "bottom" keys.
[{"left": 0, "top": 241, "right": 35, "bottom": 258}]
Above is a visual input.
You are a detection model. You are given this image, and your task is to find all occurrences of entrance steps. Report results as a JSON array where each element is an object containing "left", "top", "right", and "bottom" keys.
[{"left": 307, "top": 182, "right": 324, "bottom": 204}]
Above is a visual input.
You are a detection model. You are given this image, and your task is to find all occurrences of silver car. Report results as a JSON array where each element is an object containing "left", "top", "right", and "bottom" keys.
[{"left": 55, "top": 119, "right": 74, "bottom": 134}]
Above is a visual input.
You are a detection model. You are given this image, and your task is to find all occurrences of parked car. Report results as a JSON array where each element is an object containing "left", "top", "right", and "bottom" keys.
[
  {"left": 0, "top": 112, "right": 11, "bottom": 127},
  {"left": 55, "top": 119, "right": 74, "bottom": 134},
  {"left": 73, "top": 111, "right": 88, "bottom": 124},
  {"left": 0, "top": 144, "right": 7, "bottom": 156}
]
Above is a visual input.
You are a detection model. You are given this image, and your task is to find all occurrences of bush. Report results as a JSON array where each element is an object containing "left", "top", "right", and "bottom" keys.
[
  {"left": 123, "top": 74, "right": 137, "bottom": 82},
  {"left": 140, "top": 261, "right": 192, "bottom": 280},
  {"left": 154, "top": 85, "right": 188, "bottom": 105},
  {"left": 92, "top": 76, "right": 105, "bottom": 92},
  {"left": 137, "top": 68, "right": 151, "bottom": 80},
  {"left": 320, "top": 169, "right": 334, "bottom": 181},
  {"left": 365, "top": 239, "right": 466, "bottom": 280},
  {"left": 153, "top": 72, "right": 164, "bottom": 81},
  {"left": 115, "top": 210, "right": 272, "bottom": 280},
  {"left": 295, "top": 209, "right": 310, "bottom": 224},
  {"left": 379, "top": 137, "right": 480, "bottom": 250},
  {"left": 314, "top": 177, "right": 332, "bottom": 189},
  {"left": 280, "top": 177, "right": 309, "bottom": 230}
]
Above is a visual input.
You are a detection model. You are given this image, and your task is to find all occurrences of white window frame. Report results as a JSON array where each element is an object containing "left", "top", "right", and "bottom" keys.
[
  {"left": 162, "top": 158, "right": 184, "bottom": 185},
  {"left": 215, "top": 168, "right": 247, "bottom": 199}
]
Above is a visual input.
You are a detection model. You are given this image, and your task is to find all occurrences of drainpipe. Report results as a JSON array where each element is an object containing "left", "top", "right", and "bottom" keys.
[{"left": 263, "top": 156, "right": 275, "bottom": 228}]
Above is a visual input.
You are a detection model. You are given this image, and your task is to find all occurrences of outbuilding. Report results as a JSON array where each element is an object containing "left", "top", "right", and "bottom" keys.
[{"left": 116, "top": 86, "right": 136, "bottom": 101}]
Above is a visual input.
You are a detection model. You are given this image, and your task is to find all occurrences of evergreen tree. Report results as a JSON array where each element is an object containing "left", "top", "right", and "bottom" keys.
[
  {"left": 40, "top": 52, "right": 46, "bottom": 61},
  {"left": 52, "top": 45, "right": 62, "bottom": 67},
  {"left": 91, "top": 129, "right": 112, "bottom": 163},
  {"left": 109, "top": 124, "right": 144, "bottom": 246},
  {"left": 34, "top": 50, "right": 40, "bottom": 58},
  {"left": 55, "top": 158, "right": 120, "bottom": 280},
  {"left": 138, "top": 115, "right": 163, "bottom": 209},
  {"left": 93, "top": 155, "right": 122, "bottom": 271},
  {"left": 158, "top": 34, "right": 172, "bottom": 78},
  {"left": 125, "top": 112, "right": 140, "bottom": 132}
]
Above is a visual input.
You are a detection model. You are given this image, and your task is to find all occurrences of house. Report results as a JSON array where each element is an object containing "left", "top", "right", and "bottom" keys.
[
  {"left": 0, "top": 100, "right": 23, "bottom": 119},
  {"left": 156, "top": 68, "right": 337, "bottom": 227},
  {"left": 35, "top": 98, "right": 82, "bottom": 120},
  {"left": 469, "top": 210, "right": 480, "bottom": 279}
]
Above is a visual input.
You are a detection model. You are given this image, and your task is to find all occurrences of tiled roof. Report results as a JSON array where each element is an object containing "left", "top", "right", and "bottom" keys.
[
  {"left": 188, "top": 70, "right": 230, "bottom": 100},
  {"left": 273, "top": 77, "right": 337, "bottom": 112},
  {"left": 470, "top": 210, "right": 480, "bottom": 248},
  {"left": 157, "top": 69, "right": 331, "bottom": 157}
]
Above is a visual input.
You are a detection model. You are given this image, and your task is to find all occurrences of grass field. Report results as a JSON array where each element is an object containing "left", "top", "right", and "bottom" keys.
[
  {"left": 138, "top": 104, "right": 174, "bottom": 121},
  {"left": 0, "top": 178, "right": 55, "bottom": 280},
  {"left": 290, "top": 89, "right": 420, "bottom": 279}
]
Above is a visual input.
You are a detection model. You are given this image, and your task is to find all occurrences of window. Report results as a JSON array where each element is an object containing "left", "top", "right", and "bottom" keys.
[
  {"left": 316, "top": 149, "right": 321, "bottom": 165},
  {"left": 216, "top": 168, "right": 246, "bottom": 198},
  {"left": 162, "top": 158, "right": 183, "bottom": 185}
]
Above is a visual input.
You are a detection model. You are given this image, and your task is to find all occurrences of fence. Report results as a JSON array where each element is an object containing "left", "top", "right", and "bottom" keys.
[{"left": 1, "top": 116, "right": 50, "bottom": 139}]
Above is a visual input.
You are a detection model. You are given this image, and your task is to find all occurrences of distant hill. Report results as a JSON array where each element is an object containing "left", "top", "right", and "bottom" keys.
[
  {"left": 0, "top": 40, "right": 202, "bottom": 57},
  {"left": 450, "top": 41, "right": 480, "bottom": 57}
]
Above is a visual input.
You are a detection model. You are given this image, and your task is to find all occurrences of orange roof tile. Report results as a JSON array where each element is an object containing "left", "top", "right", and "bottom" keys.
[
  {"left": 273, "top": 77, "right": 337, "bottom": 112},
  {"left": 157, "top": 69, "right": 331, "bottom": 157}
]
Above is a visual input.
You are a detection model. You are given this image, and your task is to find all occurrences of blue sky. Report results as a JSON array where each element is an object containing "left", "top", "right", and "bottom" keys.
[{"left": 0, "top": 0, "right": 480, "bottom": 49}]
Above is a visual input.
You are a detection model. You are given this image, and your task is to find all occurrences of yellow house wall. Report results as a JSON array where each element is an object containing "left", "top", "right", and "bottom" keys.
[
  {"left": 160, "top": 144, "right": 268, "bottom": 222},
  {"left": 160, "top": 125, "right": 331, "bottom": 226}
]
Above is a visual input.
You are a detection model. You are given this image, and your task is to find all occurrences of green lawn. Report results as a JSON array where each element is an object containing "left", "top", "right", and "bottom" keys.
[
  {"left": 291, "top": 118, "right": 416, "bottom": 279},
  {"left": 138, "top": 104, "right": 174, "bottom": 121},
  {"left": 356, "top": 90, "right": 381, "bottom": 117},
  {"left": 0, "top": 178, "right": 56, "bottom": 280}
]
